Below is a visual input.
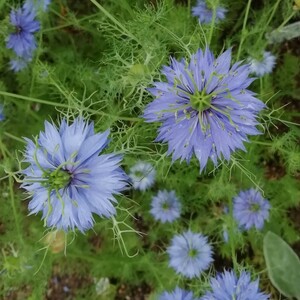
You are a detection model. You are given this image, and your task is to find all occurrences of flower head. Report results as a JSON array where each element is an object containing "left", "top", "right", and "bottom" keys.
[
  {"left": 22, "top": 118, "right": 127, "bottom": 232},
  {"left": 150, "top": 190, "right": 181, "bottom": 223},
  {"left": 233, "top": 188, "right": 270, "bottom": 230},
  {"left": 129, "top": 161, "right": 155, "bottom": 191},
  {"left": 0, "top": 104, "right": 4, "bottom": 121},
  {"left": 249, "top": 51, "right": 276, "bottom": 77},
  {"left": 143, "top": 47, "right": 265, "bottom": 172},
  {"left": 159, "top": 287, "right": 196, "bottom": 300},
  {"left": 200, "top": 270, "right": 269, "bottom": 300},
  {"left": 9, "top": 54, "right": 32, "bottom": 72},
  {"left": 192, "top": 0, "right": 227, "bottom": 24},
  {"left": 167, "top": 231, "right": 213, "bottom": 278},
  {"left": 6, "top": 4, "right": 40, "bottom": 57}
]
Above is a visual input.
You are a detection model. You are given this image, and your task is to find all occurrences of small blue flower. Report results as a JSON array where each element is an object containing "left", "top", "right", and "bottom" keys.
[
  {"left": 22, "top": 118, "right": 128, "bottom": 232},
  {"left": 6, "top": 4, "right": 40, "bottom": 57},
  {"left": 9, "top": 54, "right": 32, "bottom": 72},
  {"left": 129, "top": 161, "right": 156, "bottom": 191},
  {"left": 192, "top": 0, "right": 227, "bottom": 24},
  {"left": 233, "top": 188, "right": 270, "bottom": 230},
  {"left": 167, "top": 230, "right": 213, "bottom": 278},
  {"left": 0, "top": 104, "right": 4, "bottom": 121},
  {"left": 200, "top": 270, "right": 269, "bottom": 299},
  {"left": 150, "top": 190, "right": 181, "bottom": 223},
  {"left": 24, "top": 0, "right": 52, "bottom": 12},
  {"left": 143, "top": 47, "right": 265, "bottom": 172},
  {"left": 249, "top": 51, "right": 276, "bottom": 77},
  {"left": 159, "top": 287, "right": 197, "bottom": 300}
]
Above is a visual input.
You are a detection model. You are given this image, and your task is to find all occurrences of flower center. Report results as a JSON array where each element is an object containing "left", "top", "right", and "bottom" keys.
[
  {"left": 162, "top": 202, "right": 170, "bottom": 210},
  {"left": 16, "top": 26, "right": 23, "bottom": 34},
  {"left": 190, "top": 91, "right": 212, "bottom": 112},
  {"left": 44, "top": 169, "right": 71, "bottom": 190},
  {"left": 188, "top": 248, "right": 198, "bottom": 258},
  {"left": 250, "top": 203, "right": 261, "bottom": 212},
  {"left": 134, "top": 170, "right": 144, "bottom": 178}
]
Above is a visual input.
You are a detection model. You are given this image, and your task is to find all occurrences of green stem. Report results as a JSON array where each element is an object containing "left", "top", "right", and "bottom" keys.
[
  {"left": 236, "top": 0, "right": 252, "bottom": 61},
  {"left": 207, "top": 0, "right": 219, "bottom": 45}
]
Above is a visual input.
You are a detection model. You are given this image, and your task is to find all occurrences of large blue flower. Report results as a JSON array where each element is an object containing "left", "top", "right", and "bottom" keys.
[
  {"left": 192, "top": 0, "right": 227, "bottom": 24},
  {"left": 233, "top": 188, "right": 270, "bottom": 230},
  {"left": 6, "top": 4, "right": 40, "bottom": 57},
  {"left": 200, "top": 270, "right": 269, "bottom": 299},
  {"left": 167, "top": 231, "right": 213, "bottom": 278},
  {"left": 159, "top": 287, "right": 197, "bottom": 300},
  {"left": 150, "top": 190, "right": 181, "bottom": 223},
  {"left": 22, "top": 118, "right": 128, "bottom": 232},
  {"left": 143, "top": 48, "right": 265, "bottom": 172}
]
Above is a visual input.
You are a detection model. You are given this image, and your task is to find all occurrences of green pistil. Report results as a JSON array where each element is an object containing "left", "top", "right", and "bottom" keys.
[
  {"left": 162, "top": 202, "right": 170, "bottom": 210},
  {"left": 43, "top": 169, "right": 71, "bottom": 190},
  {"left": 250, "top": 203, "right": 260, "bottom": 212},
  {"left": 190, "top": 91, "right": 212, "bottom": 112},
  {"left": 188, "top": 248, "right": 198, "bottom": 258}
]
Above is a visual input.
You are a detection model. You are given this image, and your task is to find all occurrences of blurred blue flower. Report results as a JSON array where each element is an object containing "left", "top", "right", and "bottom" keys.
[
  {"left": 6, "top": 4, "right": 40, "bottom": 57},
  {"left": 249, "top": 51, "right": 276, "bottom": 77},
  {"left": 150, "top": 190, "right": 181, "bottom": 223},
  {"left": 143, "top": 48, "right": 265, "bottom": 172},
  {"left": 200, "top": 270, "right": 269, "bottom": 299},
  {"left": 129, "top": 161, "right": 155, "bottom": 191},
  {"left": 233, "top": 188, "right": 270, "bottom": 230},
  {"left": 24, "top": 0, "right": 52, "bottom": 12},
  {"left": 9, "top": 54, "right": 32, "bottom": 72},
  {"left": 22, "top": 118, "right": 128, "bottom": 232},
  {"left": 0, "top": 104, "right": 4, "bottom": 121},
  {"left": 159, "top": 287, "right": 196, "bottom": 300},
  {"left": 167, "top": 230, "right": 213, "bottom": 278},
  {"left": 192, "top": 0, "right": 227, "bottom": 24}
]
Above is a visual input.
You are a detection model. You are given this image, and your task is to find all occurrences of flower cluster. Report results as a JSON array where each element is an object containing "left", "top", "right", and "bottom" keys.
[
  {"left": 22, "top": 118, "right": 127, "bottom": 232},
  {"left": 167, "top": 231, "right": 213, "bottom": 278},
  {"left": 200, "top": 270, "right": 269, "bottom": 299},
  {"left": 233, "top": 188, "right": 270, "bottom": 230},
  {"left": 150, "top": 190, "right": 181, "bottom": 223},
  {"left": 192, "top": 0, "right": 227, "bottom": 24},
  {"left": 6, "top": 0, "right": 51, "bottom": 72},
  {"left": 144, "top": 47, "right": 265, "bottom": 172}
]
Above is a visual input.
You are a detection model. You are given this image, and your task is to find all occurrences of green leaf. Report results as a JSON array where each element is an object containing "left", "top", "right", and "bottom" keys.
[{"left": 263, "top": 231, "right": 300, "bottom": 299}]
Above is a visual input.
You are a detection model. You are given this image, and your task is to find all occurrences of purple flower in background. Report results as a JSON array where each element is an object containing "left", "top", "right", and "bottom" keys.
[
  {"left": 144, "top": 48, "right": 265, "bottom": 172},
  {"left": 150, "top": 190, "right": 181, "bottom": 223},
  {"left": 167, "top": 231, "right": 213, "bottom": 278},
  {"left": 159, "top": 287, "right": 196, "bottom": 300},
  {"left": 0, "top": 104, "right": 4, "bottom": 121},
  {"left": 192, "top": 0, "right": 227, "bottom": 24},
  {"left": 9, "top": 54, "right": 32, "bottom": 72},
  {"left": 6, "top": 4, "right": 40, "bottom": 57},
  {"left": 200, "top": 270, "right": 269, "bottom": 300},
  {"left": 129, "top": 161, "right": 156, "bottom": 191},
  {"left": 22, "top": 118, "right": 128, "bottom": 232},
  {"left": 249, "top": 51, "right": 276, "bottom": 77},
  {"left": 24, "top": 0, "right": 52, "bottom": 12},
  {"left": 233, "top": 188, "right": 270, "bottom": 230}
]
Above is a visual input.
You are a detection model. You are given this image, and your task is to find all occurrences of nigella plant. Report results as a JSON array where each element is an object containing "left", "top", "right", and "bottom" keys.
[
  {"left": 167, "top": 231, "right": 213, "bottom": 278},
  {"left": 249, "top": 51, "right": 276, "bottom": 77},
  {"left": 21, "top": 118, "right": 128, "bottom": 232},
  {"left": 150, "top": 190, "right": 181, "bottom": 223},
  {"left": 200, "top": 270, "right": 269, "bottom": 299},
  {"left": 192, "top": 0, "right": 227, "bottom": 24},
  {"left": 143, "top": 47, "right": 265, "bottom": 172},
  {"left": 129, "top": 161, "right": 156, "bottom": 191},
  {"left": 159, "top": 287, "right": 197, "bottom": 300},
  {"left": 233, "top": 188, "right": 270, "bottom": 230}
]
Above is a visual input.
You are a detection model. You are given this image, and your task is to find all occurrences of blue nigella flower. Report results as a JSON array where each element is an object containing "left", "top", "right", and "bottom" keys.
[
  {"left": 129, "top": 161, "right": 156, "bottom": 191},
  {"left": 150, "top": 190, "right": 181, "bottom": 223},
  {"left": 22, "top": 118, "right": 128, "bottom": 232},
  {"left": 0, "top": 104, "right": 4, "bottom": 121},
  {"left": 9, "top": 54, "right": 32, "bottom": 72},
  {"left": 6, "top": 4, "right": 40, "bottom": 57},
  {"left": 24, "top": 0, "right": 52, "bottom": 12},
  {"left": 167, "top": 230, "right": 213, "bottom": 278},
  {"left": 249, "top": 51, "right": 276, "bottom": 77},
  {"left": 192, "top": 0, "right": 227, "bottom": 24},
  {"left": 233, "top": 188, "right": 270, "bottom": 230},
  {"left": 159, "top": 287, "right": 197, "bottom": 300},
  {"left": 200, "top": 270, "right": 269, "bottom": 299},
  {"left": 143, "top": 47, "right": 265, "bottom": 172}
]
